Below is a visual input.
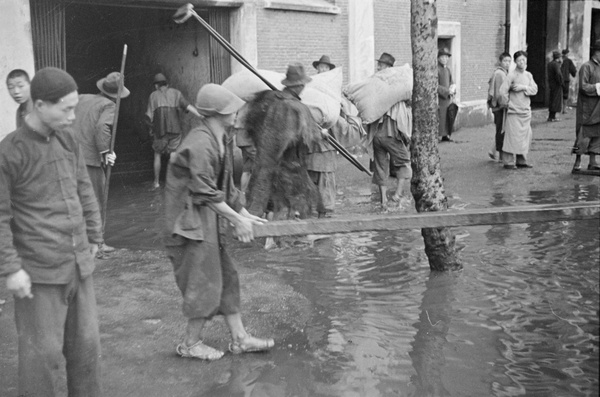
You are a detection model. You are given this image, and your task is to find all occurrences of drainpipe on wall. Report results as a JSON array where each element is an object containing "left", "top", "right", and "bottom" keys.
[{"left": 504, "top": 0, "right": 511, "bottom": 53}]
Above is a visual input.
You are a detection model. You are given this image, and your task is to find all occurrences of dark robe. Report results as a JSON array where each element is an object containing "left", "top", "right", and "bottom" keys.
[
  {"left": 437, "top": 63, "right": 454, "bottom": 137},
  {"left": 547, "top": 59, "right": 563, "bottom": 113}
]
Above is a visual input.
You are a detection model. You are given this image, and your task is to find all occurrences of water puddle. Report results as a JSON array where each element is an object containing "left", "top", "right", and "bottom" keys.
[{"left": 104, "top": 182, "right": 599, "bottom": 396}]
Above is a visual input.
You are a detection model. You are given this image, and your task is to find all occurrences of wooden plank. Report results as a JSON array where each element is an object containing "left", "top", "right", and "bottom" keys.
[
  {"left": 253, "top": 201, "right": 600, "bottom": 238},
  {"left": 572, "top": 169, "right": 600, "bottom": 176}
]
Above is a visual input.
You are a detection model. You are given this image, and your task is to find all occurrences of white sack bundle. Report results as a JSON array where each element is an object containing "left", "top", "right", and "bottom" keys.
[
  {"left": 222, "top": 69, "right": 285, "bottom": 101},
  {"left": 343, "top": 64, "right": 413, "bottom": 124},
  {"left": 301, "top": 67, "right": 344, "bottom": 127}
]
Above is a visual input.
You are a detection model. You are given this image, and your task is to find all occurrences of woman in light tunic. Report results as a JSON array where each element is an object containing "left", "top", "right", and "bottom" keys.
[{"left": 500, "top": 50, "right": 538, "bottom": 169}]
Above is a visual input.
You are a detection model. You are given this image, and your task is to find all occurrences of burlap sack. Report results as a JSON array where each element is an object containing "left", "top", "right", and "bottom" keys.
[
  {"left": 301, "top": 67, "right": 344, "bottom": 127},
  {"left": 343, "top": 64, "right": 413, "bottom": 124},
  {"left": 222, "top": 69, "right": 285, "bottom": 101}
]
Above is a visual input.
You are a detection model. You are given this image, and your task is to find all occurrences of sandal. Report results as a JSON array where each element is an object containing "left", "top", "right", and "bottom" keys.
[
  {"left": 229, "top": 335, "right": 274, "bottom": 355},
  {"left": 176, "top": 340, "right": 224, "bottom": 361}
]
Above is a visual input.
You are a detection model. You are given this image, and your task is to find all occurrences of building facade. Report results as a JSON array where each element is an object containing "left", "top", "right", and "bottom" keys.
[{"left": 1, "top": 0, "right": 598, "bottom": 175}]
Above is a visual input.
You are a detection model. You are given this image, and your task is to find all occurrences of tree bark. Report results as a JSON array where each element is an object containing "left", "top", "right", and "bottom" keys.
[{"left": 410, "top": 0, "right": 462, "bottom": 271}]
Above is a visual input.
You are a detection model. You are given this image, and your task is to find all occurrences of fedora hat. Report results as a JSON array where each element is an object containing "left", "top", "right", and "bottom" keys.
[
  {"left": 97, "top": 72, "right": 130, "bottom": 99},
  {"left": 195, "top": 83, "right": 244, "bottom": 117},
  {"left": 312, "top": 55, "right": 336, "bottom": 70},
  {"left": 281, "top": 63, "right": 312, "bottom": 87},
  {"left": 153, "top": 73, "right": 167, "bottom": 84},
  {"left": 376, "top": 52, "right": 395, "bottom": 67},
  {"left": 552, "top": 50, "right": 561, "bottom": 59},
  {"left": 437, "top": 48, "right": 452, "bottom": 57}
]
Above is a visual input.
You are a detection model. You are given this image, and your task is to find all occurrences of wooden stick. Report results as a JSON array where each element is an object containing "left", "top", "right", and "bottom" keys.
[
  {"left": 102, "top": 44, "right": 128, "bottom": 231},
  {"left": 252, "top": 201, "right": 600, "bottom": 237}
]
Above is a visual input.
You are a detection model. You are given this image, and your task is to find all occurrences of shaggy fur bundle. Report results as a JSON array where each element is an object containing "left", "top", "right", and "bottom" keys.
[{"left": 244, "top": 89, "right": 324, "bottom": 219}]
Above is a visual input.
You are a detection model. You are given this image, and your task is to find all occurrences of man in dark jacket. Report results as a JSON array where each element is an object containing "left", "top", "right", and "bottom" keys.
[
  {"left": 561, "top": 49, "right": 577, "bottom": 113},
  {"left": 72, "top": 71, "right": 130, "bottom": 256},
  {"left": 547, "top": 50, "right": 563, "bottom": 122},
  {"left": 0, "top": 67, "right": 103, "bottom": 397}
]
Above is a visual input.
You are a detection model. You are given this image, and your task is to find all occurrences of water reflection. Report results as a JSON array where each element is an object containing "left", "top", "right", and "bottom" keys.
[
  {"left": 102, "top": 182, "right": 598, "bottom": 396},
  {"left": 409, "top": 272, "right": 455, "bottom": 397}
]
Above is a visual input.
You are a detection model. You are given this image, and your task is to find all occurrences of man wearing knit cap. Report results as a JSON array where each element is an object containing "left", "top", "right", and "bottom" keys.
[
  {"left": 0, "top": 67, "right": 103, "bottom": 396},
  {"left": 164, "top": 83, "right": 273, "bottom": 360},
  {"left": 72, "top": 71, "right": 130, "bottom": 257},
  {"left": 146, "top": 72, "right": 201, "bottom": 189}
]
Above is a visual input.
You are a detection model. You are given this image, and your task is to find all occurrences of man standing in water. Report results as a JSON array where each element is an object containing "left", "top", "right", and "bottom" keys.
[
  {"left": 164, "top": 83, "right": 273, "bottom": 360},
  {"left": 0, "top": 67, "right": 103, "bottom": 396}
]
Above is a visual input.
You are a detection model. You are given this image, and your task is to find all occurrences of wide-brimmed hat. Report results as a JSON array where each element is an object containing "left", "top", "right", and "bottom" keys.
[
  {"left": 281, "top": 63, "right": 312, "bottom": 87},
  {"left": 312, "top": 55, "right": 336, "bottom": 70},
  {"left": 376, "top": 52, "right": 395, "bottom": 67},
  {"left": 96, "top": 72, "right": 130, "bottom": 99},
  {"left": 552, "top": 50, "right": 561, "bottom": 59},
  {"left": 195, "top": 83, "right": 244, "bottom": 117},
  {"left": 153, "top": 73, "right": 167, "bottom": 84},
  {"left": 437, "top": 48, "right": 452, "bottom": 57}
]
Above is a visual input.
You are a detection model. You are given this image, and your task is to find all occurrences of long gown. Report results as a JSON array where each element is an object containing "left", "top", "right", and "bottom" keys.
[{"left": 500, "top": 69, "right": 538, "bottom": 155}]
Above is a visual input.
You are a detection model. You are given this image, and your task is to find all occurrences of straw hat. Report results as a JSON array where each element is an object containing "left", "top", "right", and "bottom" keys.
[
  {"left": 376, "top": 52, "right": 395, "bottom": 67},
  {"left": 312, "top": 55, "right": 336, "bottom": 70},
  {"left": 97, "top": 72, "right": 130, "bottom": 99},
  {"left": 281, "top": 63, "right": 312, "bottom": 87}
]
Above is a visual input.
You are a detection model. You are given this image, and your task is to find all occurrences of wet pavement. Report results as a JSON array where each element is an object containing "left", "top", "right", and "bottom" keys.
[{"left": 1, "top": 109, "right": 598, "bottom": 396}]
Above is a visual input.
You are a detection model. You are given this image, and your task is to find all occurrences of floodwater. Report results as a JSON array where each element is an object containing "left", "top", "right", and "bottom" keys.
[{"left": 104, "top": 182, "right": 599, "bottom": 397}]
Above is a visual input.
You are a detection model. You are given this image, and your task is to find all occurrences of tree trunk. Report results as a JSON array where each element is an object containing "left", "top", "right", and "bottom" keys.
[{"left": 410, "top": 0, "right": 462, "bottom": 271}]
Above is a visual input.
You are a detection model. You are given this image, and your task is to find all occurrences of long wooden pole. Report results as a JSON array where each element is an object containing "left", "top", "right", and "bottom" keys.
[
  {"left": 102, "top": 44, "right": 128, "bottom": 231},
  {"left": 173, "top": 4, "right": 370, "bottom": 176},
  {"left": 252, "top": 201, "right": 600, "bottom": 238}
]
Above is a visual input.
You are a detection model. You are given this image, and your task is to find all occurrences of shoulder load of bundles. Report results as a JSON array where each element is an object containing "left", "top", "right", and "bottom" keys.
[
  {"left": 343, "top": 64, "right": 413, "bottom": 125},
  {"left": 222, "top": 67, "right": 344, "bottom": 128}
]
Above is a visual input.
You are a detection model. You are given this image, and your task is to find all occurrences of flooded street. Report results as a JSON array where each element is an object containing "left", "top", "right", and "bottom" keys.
[
  {"left": 1, "top": 112, "right": 598, "bottom": 396},
  {"left": 98, "top": 177, "right": 600, "bottom": 396}
]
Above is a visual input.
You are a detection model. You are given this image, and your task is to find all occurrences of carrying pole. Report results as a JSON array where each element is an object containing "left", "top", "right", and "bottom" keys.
[
  {"left": 102, "top": 44, "right": 128, "bottom": 231},
  {"left": 173, "top": 4, "right": 371, "bottom": 176}
]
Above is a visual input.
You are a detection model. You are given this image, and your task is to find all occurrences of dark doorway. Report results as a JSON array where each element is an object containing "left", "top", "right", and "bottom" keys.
[
  {"left": 526, "top": 0, "right": 547, "bottom": 108},
  {"left": 592, "top": 8, "right": 600, "bottom": 58},
  {"left": 64, "top": 3, "right": 227, "bottom": 183}
]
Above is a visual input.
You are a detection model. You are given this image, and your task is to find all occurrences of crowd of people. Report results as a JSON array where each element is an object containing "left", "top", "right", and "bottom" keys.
[
  {"left": 1, "top": 40, "right": 599, "bottom": 395},
  {"left": 485, "top": 41, "right": 600, "bottom": 171}
]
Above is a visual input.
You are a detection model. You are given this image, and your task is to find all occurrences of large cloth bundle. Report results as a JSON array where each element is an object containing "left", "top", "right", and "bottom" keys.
[
  {"left": 222, "top": 69, "right": 285, "bottom": 101},
  {"left": 344, "top": 64, "right": 413, "bottom": 124},
  {"left": 301, "top": 67, "right": 344, "bottom": 128}
]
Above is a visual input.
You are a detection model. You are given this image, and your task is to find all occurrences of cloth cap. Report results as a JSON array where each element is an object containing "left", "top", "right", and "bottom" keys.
[
  {"left": 312, "top": 55, "right": 336, "bottom": 70},
  {"left": 562, "top": 49, "right": 569, "bottom": 55},
  {"left": 281, "top": 63, "right": 312, "bottom": 87},
  {"left": 97, "top": 72, "right": 130, "bottom": 99},
  {"left": 195, "top": 83, "right": 245, "bottom": 116},
  {"left": 30, "top": 67, "right": 78, "bottom": 102},
  {"left": 376, "top": 52, "right": 395, "bottom": 66},
  {"left": 552, "top": 50, "right": 561, "bottom": 59},
  {"left": 437, "top": 48, "right": 452, "bottom": 57},
  {"left": 154, "top": 73, "right": 167, "bottom": 84}
]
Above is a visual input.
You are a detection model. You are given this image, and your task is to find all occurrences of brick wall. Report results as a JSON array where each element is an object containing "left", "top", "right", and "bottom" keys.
[
  {"left": 254, "top": 0, "right": 505, "bottom": 102},
  {"left": 255, "top": 1, "right": 350, "bottom": 82},
  {"left": 436, "top": 0, "right": 506, "bottom": 101}
]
